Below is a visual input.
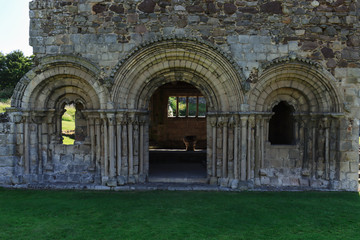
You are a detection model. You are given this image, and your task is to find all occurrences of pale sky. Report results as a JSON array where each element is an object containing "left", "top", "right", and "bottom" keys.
[{"left": 0, "top": 0, "right": 32, "bottom": 56}]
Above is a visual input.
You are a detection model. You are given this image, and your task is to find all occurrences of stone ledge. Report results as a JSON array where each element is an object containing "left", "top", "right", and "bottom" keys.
[{"left": 0, "top": 183, "right": 354, "bottom": 192}]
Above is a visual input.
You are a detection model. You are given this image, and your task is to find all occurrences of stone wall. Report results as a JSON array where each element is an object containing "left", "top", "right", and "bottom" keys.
[
  {"left": 29, "top": 0, "right": 359, "bottom": 76},
  {"left": 0, "top": 113, "right": 17, "bottom": 185},
  {"left": 0, "top": 0, "right": 358, "bottom": 190}
]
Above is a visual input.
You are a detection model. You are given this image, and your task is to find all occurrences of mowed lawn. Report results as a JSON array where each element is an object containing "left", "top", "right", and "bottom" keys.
[{"left": 0, "top": 189, "right": 359, "bottom": 240}]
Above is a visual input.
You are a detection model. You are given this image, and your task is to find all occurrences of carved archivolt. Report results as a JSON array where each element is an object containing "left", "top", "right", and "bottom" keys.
[
  {"left": 111, "top": 38, "right": 246, "bottom": 112},
  {"left": 12, "top": 55, "right": 109, "bottom": 111},
  {"left": 248, "top": 61, "right": 343, "bottom": 114}
]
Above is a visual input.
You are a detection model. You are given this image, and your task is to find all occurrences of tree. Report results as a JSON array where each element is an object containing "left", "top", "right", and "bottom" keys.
[{"left": 0, "top": 51, "right": 33, "bottom": 99}]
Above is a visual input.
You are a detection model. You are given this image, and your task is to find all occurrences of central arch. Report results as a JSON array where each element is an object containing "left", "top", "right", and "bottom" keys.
[
  {"left": 111, "top": 38, "right": 245, "bottom": 111},
  {"left": 111, "top": 38, "right": 245, "bottom": 182}
]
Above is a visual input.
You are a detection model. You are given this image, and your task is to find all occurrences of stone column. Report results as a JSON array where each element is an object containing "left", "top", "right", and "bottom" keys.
[
  {"left": 116, "top": 113, "right": 123, "bottom": 177},
  {"left": 255, "top": 116, "right": 261, "bottom": 180},
  {"left": 221, "top": 116, "right": 228, "bottom": 178},
  {"left": 45, "top": 111, "right": 55, "bottom": 170},
  {"left": 108, "top": 114, "right": 116, "bottom": 179},
  {"left": 240, "top": 116, "right": 247, "bottom": 181},
  {"left": 88, "top": 116, "right": 96, "bottom": 170},
  {"left": 233, "top": 116, "right": 239, "bottom": 179},
  {"left": 95, "top": 118, "right": 101, "bottom": 170},
  {"left": 41, "top": 121, "right": 48, "bottom": 171},
  {"left": 32, "top": 113, "right": 45, "bottom": 175},
  {"left": 323, "top": 117, "right": 330, "bottom": 180},
  {"left": 101, "top": 114, "right": 108, "bottom": 180},
  {"left": 210, "top": 116, "right": 217, "bottom": 178},
  {"left": 128, "top": 113, "right": 134, "bottom": 176},
  {"left": 121, "top": 117, "right": 128, "bottom": 177},
  {"left": 139, "top": 115, "right": 145, "bottom": 175},
  {"left": 250, "top": 117, "right": 256, "bottom": 179},
  {"left": 23, "top": 115, "right": 30, "bottom": 174},
  {"left": 247, "top": 116, "right": 255, "bottom": 180}
]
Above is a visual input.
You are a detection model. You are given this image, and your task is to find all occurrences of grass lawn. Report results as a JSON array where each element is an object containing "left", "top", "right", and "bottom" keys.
[
  {"left": 0, "top": 189, "right": 359, "bottom": 240},
  {"left": 62, "top": 120, "right": 75, "bottom": 132}
]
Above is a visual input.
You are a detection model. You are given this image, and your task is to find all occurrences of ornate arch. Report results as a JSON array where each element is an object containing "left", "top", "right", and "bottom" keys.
[
  {"left": 248, "top": 58, "right": 343, "bottom": 113},
  {"left": 11, "top": 55, "right": 109, "bottom": 110},
  {"left": 111, "top": 37, "right": 245, "bottom": 112}
]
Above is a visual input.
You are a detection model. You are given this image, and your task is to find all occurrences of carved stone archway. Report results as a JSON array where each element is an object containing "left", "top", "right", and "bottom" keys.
[{"left": 109, "top": 38, "right": 246, "bottom": 185}]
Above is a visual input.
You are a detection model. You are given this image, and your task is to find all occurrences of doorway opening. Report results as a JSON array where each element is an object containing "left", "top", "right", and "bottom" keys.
[
  {"left": 148, "top": 81, "right": 207, "bottom": 182},
  {"left": 268, "top": 101, "right": 295, "bottom": 145}
]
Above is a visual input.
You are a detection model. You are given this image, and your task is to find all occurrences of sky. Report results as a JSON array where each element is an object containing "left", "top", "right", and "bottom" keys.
[{"left": 0, "top": 0, "right": 32, "bottom": 56}]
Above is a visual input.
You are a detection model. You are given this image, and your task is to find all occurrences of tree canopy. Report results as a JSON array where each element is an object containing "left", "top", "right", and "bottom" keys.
[{"left": 0, "top": 51, "right": 33, "bottom": 99}]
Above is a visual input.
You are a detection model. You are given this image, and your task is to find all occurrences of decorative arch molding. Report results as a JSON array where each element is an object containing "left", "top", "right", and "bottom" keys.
[
  {"left": 111, "top": 38, "right": 246, "bottom": 112},
  {"left": 11, "top": 55, "right": 109, "bottom": 110},
  {"left": 248, "top": 60, "right": 344, "bottom": 114}
]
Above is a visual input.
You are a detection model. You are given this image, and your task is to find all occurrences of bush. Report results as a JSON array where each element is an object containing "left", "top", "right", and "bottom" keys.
[{"left": 0, "top": 87, "right": 15, "bottom": 99}]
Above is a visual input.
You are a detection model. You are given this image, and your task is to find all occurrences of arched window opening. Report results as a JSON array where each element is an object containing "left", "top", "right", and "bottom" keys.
[
  {"left": 61, "top": 103, "right": 75, "bottom": 145},
  {"left": 61, "top": 102, "right": 87, "bottom": 145},
  {"left": 269, "top": 101, "right": 295, "bottom": 145}
]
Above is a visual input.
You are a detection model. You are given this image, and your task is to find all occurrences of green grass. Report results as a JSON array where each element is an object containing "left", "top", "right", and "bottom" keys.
[
  {"left": 62, "top": 120, "right": 75, "bottom": 132},
  {"left": 62, "top": 136, "right": 75, "bottom": 145},
  {"left": 0, "top": 189, "right": 359, "bottom": 240},
  {"left": 62, "top": 104, "right": 76, "bottom": 145},
  {"left": 0, "top": 98, "right": 10, "bottom": 113}
]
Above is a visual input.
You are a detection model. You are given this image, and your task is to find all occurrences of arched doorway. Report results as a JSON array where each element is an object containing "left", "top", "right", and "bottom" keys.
[
  {"left": 111, "top": 38, "right": 245, "bottom": 185},
  {"left": 148, "top": 82, "right": 207, "bottom": 182}
]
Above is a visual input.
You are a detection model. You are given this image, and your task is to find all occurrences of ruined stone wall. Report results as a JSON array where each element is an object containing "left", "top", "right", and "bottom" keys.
[
  {"left": 29, "top": 0, "right": 359, "bottom": 76},
  {"left": 0, "top": 113, "right": 17, "bottom": 185},
  {"left": 0, "top": 0, "right": 358, "bottom": 190}
]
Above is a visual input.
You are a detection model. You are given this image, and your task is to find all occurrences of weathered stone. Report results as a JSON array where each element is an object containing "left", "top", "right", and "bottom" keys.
[
  {"left": 206, "top": 2, "right": 217, "bottom": 14},
  {"left": 135, "top": 24, "right": 147, "bottom": 34},
  {"left": 224, "top": 3, "right": 237, "bottom": 15},
  {"left": 92, "top": 3, "right": 106, "bottom": 14},
  {"left": 321, "top": 47, "right": 335, "bottom": 58},
  {"left": 238, "top": 7, "right": 258, "bottom": 14},
  {"left": 326, "top": 59, "right": 337, "bottom": 68},
  {"left": 186, "top": 5, "right": 203, "bottom": 13},
  {"left": 324, "top": 26, "right": 337, "bottom": 36},
  {"left": 109, "top": 4, "right": 124, "bottom": 14},
  {"left": 348, "top": 35, "right": 360, "bottom": 47},
  {"left": 301, "top": 41, "right": 318, "bottom": 50},
  {"left": 138, "top": 0, "right": 156, "bottom": 13},
  {"left": 0, "top": 0, "right": 358, "bottom": 192},
  {"left": 260, "top": 1, "right": 282, "bottom": 14}
]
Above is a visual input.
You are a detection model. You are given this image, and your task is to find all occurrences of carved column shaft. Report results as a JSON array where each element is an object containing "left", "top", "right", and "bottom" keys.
[
  {"left": 210, "top": 117, "right": 217, "bottom": 177},
  {"left": 37, "top": 121, "right": 42, "bottom": 174},
  {"left": 222, "top": 118, "right": 228, "bottom": 178},
  {"left": 108, "top": 114, "right": 116, "bottom": 178},
  {"left": 139, "top": 120, "right": 144, "bottom": 175},
  {"left": 323, "top": 118, "right": 330, "bottom": 180},
  {"left": 95, "top": 119, "right": 101, "bottom": 170},
  {"left": 102, "top": 117, "right": 108, "bottom": 177},
  {"left": 116, "top": 115, "right": 122, "bottom": 176},
  {"left": 24, "top": 116, "right": 30, "bottom": 174},
  {"left": 89, "top": 117, "right": 96, "bottom": 169},
  {"left": 128, "top": 118, "right": 134, "bottom": 176},
  {"left": 233, "top": 117, "right": 239, "bottom": 179},
  {"left": 247, "top": 117, "right": 253, "bottom": 180},
  {"left": 240, "top": 116, "right": 247, "bottom": 181}
]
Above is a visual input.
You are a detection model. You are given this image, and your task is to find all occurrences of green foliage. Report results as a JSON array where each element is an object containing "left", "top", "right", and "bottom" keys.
[
  {"left": 0, "top": 51, "right": 33, "bottom": 98},
  {"left": 0, "top": 99, "right": 10, "bottom": 113},
  {"left": 168, "top": 96, "right": 177, "bottom": 116},
  {"left": 0, "top": 189, "right": 359, "bottom": 240},
  {"left": 178, "top": 97, "right": 186, "bottom": 116}
]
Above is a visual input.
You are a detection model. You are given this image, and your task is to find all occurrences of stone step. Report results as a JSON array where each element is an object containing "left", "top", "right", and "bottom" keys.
[{"left": 148, "top": 177, "right": 208, "bottom": 184}]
